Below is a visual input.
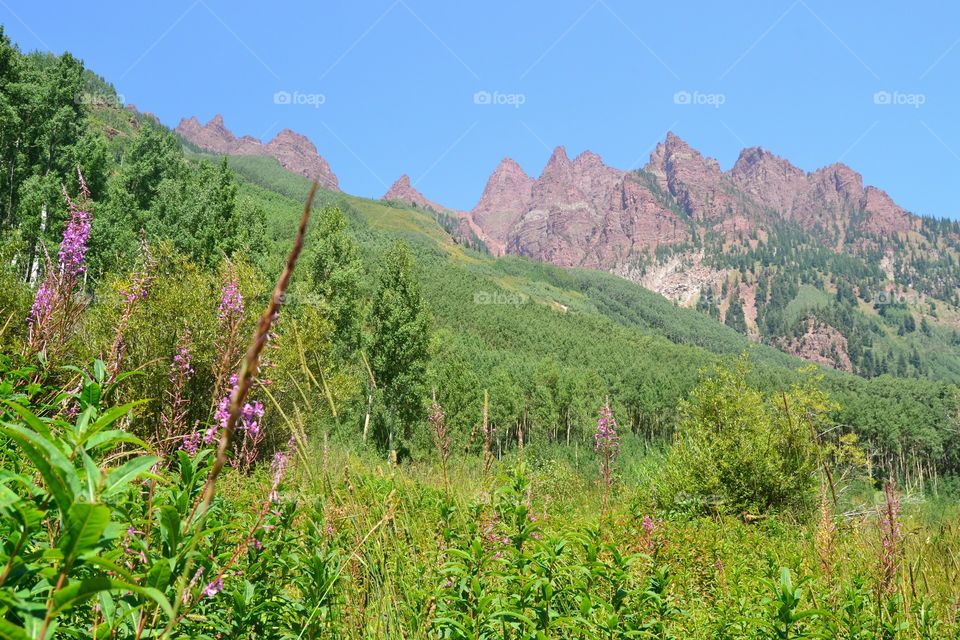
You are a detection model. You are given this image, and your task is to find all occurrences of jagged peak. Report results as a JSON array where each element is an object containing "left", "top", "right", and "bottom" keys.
[
  {"left": 572, "top": 149, "right": 605, "bottom": 169},
  {"left": 492, "top": 157, "right": 531, "bottom": 178},
  {"left": 731, "top": 146, "right": 804, "bottom": 178},
  {"left": 541, "top": 145, "right": 572, "bottom": 177},
  {"left": 383, "top": 174, "right": 417, "bottom": 199},
  {"left": 664, "top": 130, "right": 689, "bottom": 146}
]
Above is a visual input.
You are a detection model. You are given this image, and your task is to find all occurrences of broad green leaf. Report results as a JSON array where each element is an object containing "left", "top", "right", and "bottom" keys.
[
  {"left": 101, "top": 455, "right": 159, "bottom": 500},
  {"left": 92, "top": 360, "right": 107, "bottom": 383},
  {"left": 1, "top": 400, "right": 52, "bottom": 441},
  {"left": 88, "top": 401, "right": 146, "bottom": 439},
  {"left": 146, "top": 559, "right": 172, "bottom": 590},
  {"left": 0, "top": 422, "right": 74, "bottom": 514},
  {"left": 78, "top": 380, "right": 101, "bottom": 409},
  {"left": 81, "top": 452, "right": 101, "bottom": 502},
  {"left": 51, "top": 576, "right": 173, "bottom": 619},
  {"left": 74, "top": 406, "right": 95, "bottom": 439},
  {"left": 0, "top": 618, "right": 30, "bottom": 640},
  {"left": 58, "top": 502, "right": 110, "bottom": 566},
  {"left": 84, "top": 429, "right": 147, "bottom": 453},
  {"left": 158, "top": 505, "right": 181, "bottom": 552}
]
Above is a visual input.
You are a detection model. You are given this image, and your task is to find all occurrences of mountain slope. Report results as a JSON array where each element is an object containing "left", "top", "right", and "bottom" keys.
[{"left": 177, "top": 114, "right": 339, "bottom": 191}]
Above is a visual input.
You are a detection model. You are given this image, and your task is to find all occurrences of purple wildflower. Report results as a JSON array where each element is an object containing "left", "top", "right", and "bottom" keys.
[
  {"left": 28, "top": 281, "right": 54, "bottom": 329},
  {"left": 181, "top": 431, "right": 201, "bottom": 456},
  {"left": 203, "top": 577, "right": 223, "bottom": 598},
  {"left": 57, "top": 204, "right": 91, "bottom": 279},
  {"left": 642, "top": 515, "right": 656, "bottom": 534},
  {"left": 218, "top": 277, "right": 244, "bottom": 324},
  {"left": 170, "top": 339, "right": 193, "bottom": 383},
  {"left": 594, "top": 401, "right": 620, "bottom": 457},
  {"left": 595, "top": 398, "right": 620, "bottom": 516}
]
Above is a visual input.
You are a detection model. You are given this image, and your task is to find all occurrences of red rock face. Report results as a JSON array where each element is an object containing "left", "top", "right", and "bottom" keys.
[
  {"left": 461, "top": 131, "right": 922, "bottom": 283},
  {"left": 383, "top": 175, "right": 447, "bottom": 212},
  {"left": 729, "top": 147, "right": 807, "bottom": 216},
  {"left": 484, "top": 146, "right": 688, "bottom": 268},
  {"left": 470, "top": 157, "right": 535, "bottom": 252},
  {"left": 643, "top": 132, "right": 742, "bottom": 224},
  {"left": 175, "top": 115, "right": 339, "bottom": 191},
  {"left": 860, "top": 186, "right": 913, "bottom": 235},
  {"left": 780, "top": 316, "right": 854, "bottom": 372}
]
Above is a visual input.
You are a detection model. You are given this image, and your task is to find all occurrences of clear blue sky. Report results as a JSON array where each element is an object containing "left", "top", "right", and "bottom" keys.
[{"left": 3, "top": 1, "right": 959, "bottom": 217}]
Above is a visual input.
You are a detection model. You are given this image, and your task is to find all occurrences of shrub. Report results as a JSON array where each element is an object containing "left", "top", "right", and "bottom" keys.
[{"left": 659, "top": 357, "right": 828, "bottom": 516}]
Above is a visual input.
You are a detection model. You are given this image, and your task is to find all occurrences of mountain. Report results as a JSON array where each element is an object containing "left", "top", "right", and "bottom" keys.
[
  {"left": 453, "top": 133, "right": 960, "bottom": 378},
  {"left": 383, "top": 174, "right": 449, "bottom": 213},
  {"left": 176, "top": 114, "right": 339, "bottom": 191},
  {"left": 465, "top": 132, "right": 919, "bottom": 270},
  {"left": 177, "top": 111, "right": 960, "bottom": 379}
]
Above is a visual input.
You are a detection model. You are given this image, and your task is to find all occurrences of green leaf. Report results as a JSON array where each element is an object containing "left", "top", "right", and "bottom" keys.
[
  {"left": 1, "top": 400, "right": 52, "bottom": 440},
  {"left": 58, "top": 502, "right": 110, "bottom": 566},
  {"left": 0, "top": 618, "right": 30, "bottom": 640},
  {"left": 84, "top": 429, "right": 148, "bottom": 453},
  {"left": 146, "top": 559, "right": 172, "bottom": 591},
  {"left": 0, "top": 422, "right": 74, "bottom": 514},
  {"left": 88, "top": 401, "right": 145, "bottom": 440},
  {"left": 81, "top": 452, "right": 101, "bottom": 502},
  {"left": 92, "top": 360, "right": 107, "bottom": 384},
  {"left": 51, "top": 576, "right": 173, "bottom": 619},
  {"left": 101, "top": 455, "right": 159, "bottom": 500},
  {"left": 79, "top": 382, "right": 101, "bottom": 409},
  {"left": 158, "top": 505, "right": 181, "bottom": 552}
]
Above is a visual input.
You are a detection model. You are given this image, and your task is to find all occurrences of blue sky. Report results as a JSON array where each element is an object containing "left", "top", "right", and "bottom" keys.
[{"left": 3, "top": 1, "right": 960, "bottom": 217}]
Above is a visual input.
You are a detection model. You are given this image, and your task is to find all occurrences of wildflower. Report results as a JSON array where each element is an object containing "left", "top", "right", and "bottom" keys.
[
  {"left": 181, "top": 431, "right": 201, "bottom": 456},
  {"left": 161, "top": 330, "right": 195, "bottom": 455},
  {"left": 878, "top": 479, "right": 902, "bottom": 595},
  {"left": 27, "top": 281, "right": 54, "bottom": 330},
  {"left": 641, "top": 515, "right": 656, "bottom": 534},
  {"left": 171, "top": 338, "right": 194, "bottom": 383},
  {"left": 187, "top": 567, "right": 205, "bottom": 598},
  {"left": 106, "top": 239, "right": 155, "bottom": 382},
  {"left": 595, "top": 397, "right": 620, "bottom": 516},
  {"left": 26, "top": 171, "right": 93, "bottom": 357},
  {"left": 429, "top": 389, "right": 451, "bottom": 490},
  {"left": 218, "top": 277, "right": 244, "bottom": 323},
  {"left": 204, "top": 577, "right": 223, "bottom": 598},
  {"left": 594, "top": 400, "right": 620, "bottom": 458},
  {"left": 57, "top": 195, "right": 92, "bottom": 279}
]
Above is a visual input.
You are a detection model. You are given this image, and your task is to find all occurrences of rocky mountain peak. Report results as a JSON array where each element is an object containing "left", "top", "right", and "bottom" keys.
[
  {"left": 175, "top": 114, "right": 339, "bottom": 191},
  {"left": 541, "top": 145, "right": 573, "bottom": 177},
  {"left": 383, "top": 175, "right": 445, "bottom": 212}
]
